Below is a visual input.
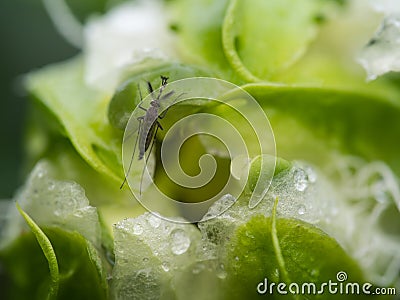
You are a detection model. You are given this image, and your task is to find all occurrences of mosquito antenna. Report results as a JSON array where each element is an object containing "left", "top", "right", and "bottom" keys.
[
  {"left": 147, "top": 81, "right": 154, "bottom": 94},
  {"left": 120, "top": 118, "right": 142, "bottom": 189},
  {"left": 140, "top": 123, "right": 160, "bottom": 195},
  {"left": 137, "top": 83, "right": 144, "bottom": 102}
]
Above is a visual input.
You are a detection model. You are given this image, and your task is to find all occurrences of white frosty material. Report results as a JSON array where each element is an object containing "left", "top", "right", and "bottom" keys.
[
  {"left": 201, "top": 194, "right": 237, "bottom": 222},
  {"left": 199, "top": 159, "right": 400, "bottom": 288},
  {"left": 2, "top": 160, "right": 101, "bottom": 248},
  {"left": 197, "top": 163, "right": 336, "bottom": 268},
  {"left": 358, "top": 14, "right": 400, "bottom": 80},
  {"left": 368, "top": 0, "right": 400, "bottom": 14},
  {"left": 84, "top": 0, "right": 177, "bottom": 93},
  {"left": 203, "top": 163, "right": 333, "bottom": 226},
  {"left": 328, "top": 158, "right": 400, "bottom": 287},
  {"left": 112, "top": 213, "right": 201, "bottom": 300}
]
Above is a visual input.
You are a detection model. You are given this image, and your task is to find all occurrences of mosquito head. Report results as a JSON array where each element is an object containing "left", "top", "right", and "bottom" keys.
[{"left": 161, "top": 76, "right": 169, "bottom": 86}]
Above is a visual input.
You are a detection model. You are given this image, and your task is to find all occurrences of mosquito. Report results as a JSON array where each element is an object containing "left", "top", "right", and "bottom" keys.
[{"left": 120, "top": 76, "right": 175, "bottom": 193}]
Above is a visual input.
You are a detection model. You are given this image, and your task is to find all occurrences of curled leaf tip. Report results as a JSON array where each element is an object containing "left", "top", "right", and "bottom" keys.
[{"left": 16, "top": 202, "right": 60, "bottom": 300}]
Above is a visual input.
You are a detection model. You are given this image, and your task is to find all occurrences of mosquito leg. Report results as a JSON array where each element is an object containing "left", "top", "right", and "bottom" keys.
[
  {"left": 136, "top": 83, "right": 148, "bottom": 112},
  {"left": 138, "top": 105, "right": 147, "bottom": 112},
  {"left": 120, "top": 117, "right": 143, "bottom": 189},
  {"left": 139, "top": 123, "right": 161, "bottom": 196},
  {"left": 158, "top": 108, "right": 169, "bottom": 119}
]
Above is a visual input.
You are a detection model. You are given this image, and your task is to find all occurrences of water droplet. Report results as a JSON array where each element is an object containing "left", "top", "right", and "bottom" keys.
[
  {"left": 202, "top": 194, "right": 236, "bottom": 221},
  {"left": 133, "top": 224, "right": 143, "bottom": 235},
  {"left": 170, "top": 229, "right": 191, "bottom": 255},
  {"left": 304, "top": 166, "right": 317, "bottom": 183},
  {"left": 161, "top": 261, "right": 170, "bottom": 272},
  {"left": 298, "top": 205, "right": 306, "bottom": 215},
  {"left": 217, "top": 263, "right": 227, "bottom": 279},
  {"left": 147, "top": 214, "right": 161, "bottom": 228},
  {"left": 235, "top": 256, "right": 239, "bottom": 261},
  {"left": 37, "top": 170, "right": 44, "bottom": 178},
  {"left": 192, "top": 262, "right": 205, "bottom": 274},
  {"left": 143, "top": 257, "right": 149, "bottom": 262},
  {"left": 217, "top": 270, "right": 227, "bottom": 279},
  {"left": 293, "top": 168, "right": 308, "bottom": 191}
]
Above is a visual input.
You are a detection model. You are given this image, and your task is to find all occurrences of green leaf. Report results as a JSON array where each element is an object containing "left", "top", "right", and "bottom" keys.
[
  {"left": 244, "top": 84, "right": 400, "bottom": 175},
  {"left": 64, "top": 0, "right": 108, "bottom": 22},
  {"left": 25, "top": 57, "right": 123, "bottom": 183},
  {"left": 248, "top": 155, "right": 291, "bottom": 191},
  {"left": 15, "top": 203, "right": 59, "bottom": 300},
  {"left": 223, "top": 214, "right": 365, "bottom": 299},
  {"left": 222, "top": 0, "right": 327, "bottom": 81},
  {"left": 169, "top": 0, "right": 235, "bottom": 80},
  {"left": 1, "top": 164, "right": 111, "bottom": 300},
  {"left": 270, "top": 198, "right": 290, "bottom": 286},
  {"left": 44, "top": 140, "right": 132, "bottom": 206},
  {"left": 24, "top": 110, "right": 132, "bottom": 206},
  {"left": 108, "top": 63, "right": 218, "bottom": 197},
  {"left": 0, "top": 226, "right": 108, "bottom": 300}
]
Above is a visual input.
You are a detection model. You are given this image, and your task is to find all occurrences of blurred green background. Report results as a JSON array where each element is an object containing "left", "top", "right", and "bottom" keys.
[{"left": 0, "top": 0, "right": 78, "bottom": 198}]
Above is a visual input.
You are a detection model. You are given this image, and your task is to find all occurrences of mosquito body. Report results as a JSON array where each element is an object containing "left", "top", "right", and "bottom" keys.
[
  {"left": 137, "top": 76, "right": 171, "bottom": 160},
  {"left": 121, "top": 75, "right": 175, "bottom": 191}
]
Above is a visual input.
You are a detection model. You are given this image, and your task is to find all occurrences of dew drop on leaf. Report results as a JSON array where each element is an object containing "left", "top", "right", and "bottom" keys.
[
  {"left": 293, "top": 168, "right": 309, "bottom": 191},
  {"left": 133, "top": 224, "right": 143, "bottom": 235},
  {"left": 161, "top": 261, "right": 170, "bottom": 272},
  {"left": 304, "top": 166, "right": 317, "bottom": 183},
  {"left": 170, "top": 229, "right": 191, "bottom": 255},
  {"left": 192, "top": 262, "right": 205, "bottom": 274},
  {"left": 147, "top": 214, "right": 161, "bottom": 228},
  {"left": 298, "top": 205, "right": 306, "bottom": 215}
]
